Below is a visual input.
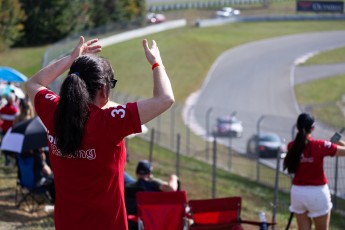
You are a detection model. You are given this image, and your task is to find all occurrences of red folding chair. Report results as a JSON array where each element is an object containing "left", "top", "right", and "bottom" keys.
[
  {"left": 134, "top": 191, "right": 189, "bottom": 230},
  {"left": 188, "top": 196, "right": 275, "bottom": 230}
]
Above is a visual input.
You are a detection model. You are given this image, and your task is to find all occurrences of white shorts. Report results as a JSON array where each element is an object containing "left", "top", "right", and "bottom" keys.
[{"left": 290, "top": 184, "right": 332, "bottom": 218}]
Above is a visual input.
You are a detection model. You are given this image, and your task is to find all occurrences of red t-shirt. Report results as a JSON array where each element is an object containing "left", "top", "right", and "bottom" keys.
[
  {"left": 288, "top": 137, "right": 337, "bottom": 186},
  {"left": 0, "top": 103, "right": 19, "bottom": 133},
  {"left": 35, "top": 89, "right": 141, "bottom": 230}
]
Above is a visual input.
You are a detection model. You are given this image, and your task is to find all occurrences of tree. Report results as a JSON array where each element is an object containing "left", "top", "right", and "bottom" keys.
[
  {"left": 91, "top": 0, "right": 146, "bottom": 27},
  {"left": 18, "top": 0, "right": 88, "bottom": 46},
  {"left": 114, "top": 0, "right": 146, "bottom": 23},
  {"left": 0, "top": 0, "right": 25, "bottom": 51}
]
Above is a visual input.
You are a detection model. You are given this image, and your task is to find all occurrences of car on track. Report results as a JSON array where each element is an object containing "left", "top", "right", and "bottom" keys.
[
  {"left": 246, "top": 132, "right": 286, "bottom": 158},
  {"left": 146, "top": 13, "right": 166, "bottom": 24},
  {"left": 214, "top": 114, "right": 243, "bottom": 137},
  {"left": 215, "top": 7, "right": 241, "bottom": 18}
]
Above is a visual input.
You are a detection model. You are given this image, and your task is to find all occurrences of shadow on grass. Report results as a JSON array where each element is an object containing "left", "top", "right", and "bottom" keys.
[{"left": 0, "top": 170, "right": 54, "bottom": 229}]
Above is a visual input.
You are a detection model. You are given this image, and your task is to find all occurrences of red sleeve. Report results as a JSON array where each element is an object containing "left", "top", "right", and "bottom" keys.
[
  {"left": 34, "top": 89, "right": 59, "bottom": 129},
  {"left": 314, "top": 139, "right": 337, "bottom": 157},
  {"left": 103, "top": 102, "right": 142, "bottom": 141}
]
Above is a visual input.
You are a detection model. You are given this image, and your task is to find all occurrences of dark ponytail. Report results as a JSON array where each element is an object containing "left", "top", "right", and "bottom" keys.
[
  {"left": 54, "top": 54, "right": 114, "bottom": 155},
  {"left": 283, "top": 113, "right": 315, "bottom": 174}
]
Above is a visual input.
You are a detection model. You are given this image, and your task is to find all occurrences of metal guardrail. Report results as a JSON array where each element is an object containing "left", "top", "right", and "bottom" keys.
[
  {"left": 196, "top": 14, "right": 345, "bottom": 27},
  {"left": 148, "top": 0, "right": 264, "bottom": 12}
]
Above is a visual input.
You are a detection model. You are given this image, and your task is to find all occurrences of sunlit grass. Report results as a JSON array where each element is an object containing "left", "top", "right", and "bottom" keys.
[{"left": 303, "top": 47, "right": 345, "bottom": 65}]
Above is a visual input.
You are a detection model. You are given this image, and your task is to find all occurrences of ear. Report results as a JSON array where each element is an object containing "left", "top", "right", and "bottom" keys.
[{"left": 101, "top": 85, "right": 108, "bottom": 98}]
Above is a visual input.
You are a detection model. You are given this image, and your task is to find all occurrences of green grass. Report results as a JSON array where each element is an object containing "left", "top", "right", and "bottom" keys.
[
  {"left": 294, "top": 31, "right": 345, "bottom": 128},
  {"left": 294, "top": 74, "right": 345, "bottom": 128},
  {"left": 0, "top": 46, "right": 48, "bottom": 78},
  {"left": 303, "top": 46, "right": 345, "bottom": 65}
]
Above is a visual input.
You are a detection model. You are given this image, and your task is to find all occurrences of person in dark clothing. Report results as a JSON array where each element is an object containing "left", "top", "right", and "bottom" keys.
[
  {"left": 22, "top": 148, "right": 55, "bottom": 204},
  {"left": 128, "top": 160, "right": 179, "bottom": 192}
]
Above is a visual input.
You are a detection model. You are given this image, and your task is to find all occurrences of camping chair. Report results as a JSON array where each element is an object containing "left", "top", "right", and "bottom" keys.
[
  {"left": 15, "top": 154, "right": 53, "bottom": 212},
  {"left": 130, "top": 191, "right": 189, "bottom": 230},
  {"left": 188, "top": 196, "right": 276, "bottom": 230},
  {"left": 125, "top": 185, "right": 145, "bottom": 230}
]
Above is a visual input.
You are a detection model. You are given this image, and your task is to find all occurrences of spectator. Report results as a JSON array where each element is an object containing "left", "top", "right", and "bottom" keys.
[
  {"left": 0, "top": 93, "right": 20, "bottom": 166},
  {"left": 128, "top": 160, "right": 179, "bottom": 192},
  {"left": 124, "top": 171, "right": 135, "bottom": 186},
  {"left": 22, "top": 148, "right": 55, "bottom": 204},
  {"left": 15, "top": 95, "right": 35, "bottom": 123},
  {"left": 25, "top": 36, "right": 174, "bottom": 230},
  {"left": 283, "top": 113, "right": 345, "bottom": 230}
]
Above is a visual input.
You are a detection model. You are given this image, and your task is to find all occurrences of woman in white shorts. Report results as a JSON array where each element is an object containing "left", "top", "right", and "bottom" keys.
[{"left": 283, "top": 113, "right": 345, "bottom": 230}]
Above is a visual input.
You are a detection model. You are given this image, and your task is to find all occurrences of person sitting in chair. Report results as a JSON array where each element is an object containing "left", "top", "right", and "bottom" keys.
[
  {"left": 22, "top": 148, "right": 55, "bottom": 204},
  {"left": 128, "top": 160, "right": 179, "bottom": 192}
]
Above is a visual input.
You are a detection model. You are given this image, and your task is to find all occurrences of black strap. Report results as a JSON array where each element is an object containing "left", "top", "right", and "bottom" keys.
[{"left": 285, "top": 212, "right": 294, "bottom": 230}]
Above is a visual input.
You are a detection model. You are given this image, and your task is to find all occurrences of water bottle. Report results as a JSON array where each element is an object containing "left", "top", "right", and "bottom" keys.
[{"left": 259, "top": 211, "right": 268, "bottom": 230}]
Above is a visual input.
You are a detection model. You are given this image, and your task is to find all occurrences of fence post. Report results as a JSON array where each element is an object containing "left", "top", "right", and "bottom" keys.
[
  {"left": 186, "top": 106, "right": 194, "bottom": 155},
  {"left": 170, "top": 105, "right": 176, "bottom": 148},
  {"left": 156, "top": 115, "right": 161, "bottom": 146},
  {"left": 333, "top": 127, "right": 345, "bottom": 210},
  {"left": 206, "top": 107, "right": 213, "bottom": 161},
  {"left": 176, "top": 133, "right": 181, "bottom": 177},
  {"left": 212, "top": 135, "right": 217, "bottom": 199},
  {"left": 125, "top": 138, "right": 129, "bottom": 162},
  {"left": 256, "top": 115, "right": 264, "bottom": 182},
  {"left": 149, "top": 129, "right": 155, "bottom": 163},
  {"left": 228, "top": 135, "right": 232, "bottom": 170},
  {"left": 272, "top": 153, "right": 282, "bottom": 230},
  {"left": 333, "top": 156, "right": 339, "bottom": 210}
]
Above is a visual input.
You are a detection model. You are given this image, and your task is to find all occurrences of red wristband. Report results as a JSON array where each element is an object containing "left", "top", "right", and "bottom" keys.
[{"left": 152, "top": 63, "right": 160, "bottom": 70}]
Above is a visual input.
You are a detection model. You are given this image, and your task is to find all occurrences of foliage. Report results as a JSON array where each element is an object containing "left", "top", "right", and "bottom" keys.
[
  {"left": 12, "top": 0, "right": 145, "bottom": 47},
  {"left": 0, "top": 0, "right": 25, "bottom": 51},
  {"left": 91, "top": 0, "right": 145, "bottom": 27},
  {"left": 18, "top": 0, "right": 83, "bottom": 46}
]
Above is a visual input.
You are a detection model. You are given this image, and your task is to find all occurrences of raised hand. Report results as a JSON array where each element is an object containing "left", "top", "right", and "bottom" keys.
[
  {"left": 143, "top": 39, "right": 163, "bottom": 66},
  {"left": 72, "top": 36, "right": 102, "bottom": 59}
]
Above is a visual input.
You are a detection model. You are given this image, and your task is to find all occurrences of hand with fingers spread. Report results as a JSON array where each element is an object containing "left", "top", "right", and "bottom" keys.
[
  {"left": 137, "top": 39, "right": 174, "bottom": 124},
  {"left": 71, "top": 36, "right": 102, "bottom": 59},
  {"left": 143, "top": 39, "right": 163, "bottom": 66}
]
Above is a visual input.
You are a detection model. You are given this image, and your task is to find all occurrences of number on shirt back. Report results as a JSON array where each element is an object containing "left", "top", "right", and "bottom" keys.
[{"left": 111, "top": 105, "right": 126, "bottom": 118}]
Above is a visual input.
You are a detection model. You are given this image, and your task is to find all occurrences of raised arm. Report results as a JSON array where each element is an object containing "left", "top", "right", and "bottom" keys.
[
  {"left": 335, "top": 140, "right": 345, "bottom": 156},
  {"left": 25, "top": 36, "right": 102, "bottom": 104},
  {"left": 137, "top": 39, "right": 175, "bottom": 124}
]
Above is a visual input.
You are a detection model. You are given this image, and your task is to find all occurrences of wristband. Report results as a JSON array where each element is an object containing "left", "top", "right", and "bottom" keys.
[{"left": 152, "top": 63, "right": 161, "bottom": 71}]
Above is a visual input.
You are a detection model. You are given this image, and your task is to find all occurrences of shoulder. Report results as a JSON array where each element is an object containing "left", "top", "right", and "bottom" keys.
[
  {"left": 309, "top": 139, "right": 337, "bottom": 155},
  {"left": 102, "top": 102, "right": 138, "bottom": 117},
  {"left": 35, "top": 89, "right": 59, "bottom": 103},
  {"left": 309, "top": 139, "right": 332, "bottom": 148}
]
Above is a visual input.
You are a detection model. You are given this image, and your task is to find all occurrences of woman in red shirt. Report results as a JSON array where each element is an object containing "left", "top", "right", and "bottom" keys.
[
  {"left": 284, "top": 113, "right": 345, "bottom": 230},
  {"left": 26, "top": 37, "right": 174, "bottom": 230}
]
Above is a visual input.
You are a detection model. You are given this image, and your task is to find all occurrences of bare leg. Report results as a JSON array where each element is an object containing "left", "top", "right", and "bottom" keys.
[
  {"left": 295, "top": 212, "right": 312, "bottom": 230},
  {"left": 313, "top": 212, "right": 330, "bottom": 230}
]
